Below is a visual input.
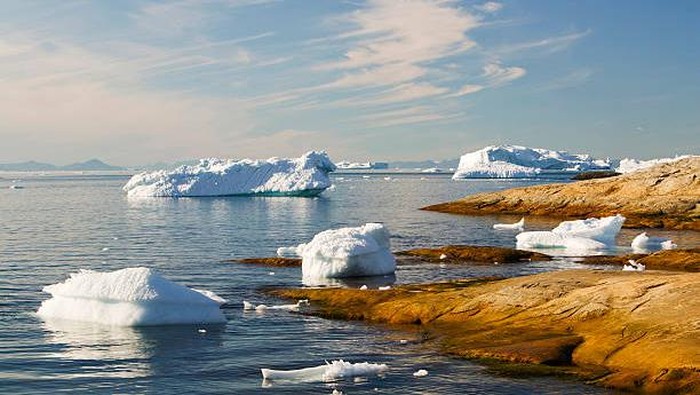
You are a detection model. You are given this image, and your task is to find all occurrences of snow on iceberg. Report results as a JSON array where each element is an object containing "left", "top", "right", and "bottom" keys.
[
  {"left": 281, "top": 223, "right": 396, "bottom": 280},
  {"left": 452, "top": 145, "right": 612, "bottom": 179},
  {"left": 516, "top": 215, "right": 624, "bottom": 255},
  {"left": 123, "top": 151, "right": 336, "bottom": 197},
  {"left": 493, "top": 217, "right": 525, "bottom": 231},
  {"left": 616, "top": 156, "right": 693, "bottom": 174},
  {"left": 631, "top": 232, "right": 677, "bottom": 253},
  {"left": 37, "top": 267, "right": 227, "bottom": 326},
  {"left": 261, "top": 360, "right": 388, "bottom": 382}
]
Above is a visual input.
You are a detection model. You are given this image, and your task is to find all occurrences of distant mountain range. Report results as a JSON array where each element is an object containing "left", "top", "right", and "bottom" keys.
[{"left": 0, "top": 159, "right": 125, "bottom": 171}]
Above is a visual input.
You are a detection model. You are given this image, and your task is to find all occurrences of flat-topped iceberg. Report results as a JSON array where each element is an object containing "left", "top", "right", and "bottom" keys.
[
  {"left": 279, "top": 223, "right": 396, "bottom": 280},
  {"left": 516, "top": 215, "right": 625, "bottom": 255},
  {"left": 37, "top": 267, "right": 227, "bottom": 326},
  {"left": 123, "top": 151, "right": 336, "bottom": 197},
  {"left": 452, "top": 145, "right": 612, "bottom": 179}
]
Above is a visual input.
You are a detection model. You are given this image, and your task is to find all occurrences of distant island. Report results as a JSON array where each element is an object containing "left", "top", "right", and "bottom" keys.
[{"left": 0, "top": 159, "right": 125, "bottom": 172}]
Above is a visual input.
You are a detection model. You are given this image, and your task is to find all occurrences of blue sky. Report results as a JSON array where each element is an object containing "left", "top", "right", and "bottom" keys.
[{"left": 1, "top": 0, "right": 698, "bottom": 165}]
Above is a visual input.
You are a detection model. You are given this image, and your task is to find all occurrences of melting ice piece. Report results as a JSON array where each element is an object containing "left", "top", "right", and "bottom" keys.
[
  {"left": 36, "top": 267, "right": 227, "bottom": 326},
  {"left": 550, "top": 215, "right": 625, "bottom": 245},
  {"left": 623, "top": 260, "right": 646, "bottom": 271},
  {"left": 297, "top": 223, "right": 396, "bottom": 280},
  {"left": 123, "top": 151, "right": 336, "bottom": 198},
  {"left": 493, "top": 217, "right": 525, "bottom": 231},
  {"left": 277, "top": 246, "right": 301, "bottom": 258},
  {"left": 516, "top": 231, "right": 607, "bottom": 251},
  {"left": 413, "top": 369, "right": 429, "bottom": 377},
  {"left": 261, "top": 360, "right": 388, "bottom": 382},
  {"left": 243, "top": 300, "right": 308, "bottom": 311},
  {"left": 631, "top": 232, "right": 677, "bottom": 253}
]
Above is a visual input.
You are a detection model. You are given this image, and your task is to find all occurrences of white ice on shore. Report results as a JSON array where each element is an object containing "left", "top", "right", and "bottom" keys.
[
  {"left": 452, "top": 145, "right": 611, "bottom": 179},
  {"left": 493, "top": 217, "right": 525, "bottom": 231},
  {"left": 516, "top": 215, "right": 624, "bottom": 254},
  {"left": 260, "top": 360, "right": 388, "bottom": 382},
  {"left": 280, "top": 223, "right": 396, "bottom": 280},
  {"left": 123, "top": 151, "right": 336, "bottom": 197},
  {"left": 36, "top": 267, "right": 227, "bottom": 326},
  {"left": 631, "top": 232, "right": 677, "bottom": 253},
  {"left": 623, "top": 259, "right": 646, "bottom": 271}
]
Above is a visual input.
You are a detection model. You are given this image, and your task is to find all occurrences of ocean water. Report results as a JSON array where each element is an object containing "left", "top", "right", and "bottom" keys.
[{"left": 1, "top": 173, "right": 697, "bottom": 394}]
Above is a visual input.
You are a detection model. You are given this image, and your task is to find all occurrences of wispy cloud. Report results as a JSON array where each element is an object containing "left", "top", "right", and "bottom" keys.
[
  {"left": 496, "top": 29, "right": 591, "bottom": 55},
  {"left": 475, "top": 2, "right": 503, "bottom": 14},
  {"left": 482, "top": 62, "right": 526, "bottom": 86},
  {"left": 539, "top": 69, "right": 593, "bottom": 91}
]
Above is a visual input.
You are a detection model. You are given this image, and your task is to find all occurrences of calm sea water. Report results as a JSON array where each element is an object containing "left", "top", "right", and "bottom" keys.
[{"left": 1, "top": 173, "right": 698, "bottom": 394}]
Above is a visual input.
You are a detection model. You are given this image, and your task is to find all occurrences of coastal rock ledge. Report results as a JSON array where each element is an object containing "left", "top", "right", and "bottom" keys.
[
  {"left": 272, "top": 270, "right": 700, "bottom": 393},
  {"left": 422, "top": 157, "right": 700, "bottom": 230}
]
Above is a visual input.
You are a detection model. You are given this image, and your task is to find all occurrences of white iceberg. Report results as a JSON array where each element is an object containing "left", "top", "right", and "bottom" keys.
[
  {"left": 261, "top": 360, "right": 388, "bottom": 382},
  {"left": 413, "top": 369, "right": 429, "bottom": 377},
  {"left": 493, "top": 217, "right": 525, "bottom": 231},
  {"left": 282, "top": 223, "right": 396, "bottom": 280},
  {"left": 37, "top": 267, "right": 227, "bottom": 326},
  {"left": 616, "top": 156, "right": 693, "bottom": 174},
  {"left": 452, "top": 145, "right": 612, "bottom": 179},
  {"left": 631, "top": 232, "right": 677, "bottom": 253},
  {"left": 516, "top": 215, "right": 624, "bottom": 254},
  {"left": 123, "top": 151, "right": 336, "bottom": 197},
  {"left": 623, "top": 259, "right": 646, "bottom": 271}
]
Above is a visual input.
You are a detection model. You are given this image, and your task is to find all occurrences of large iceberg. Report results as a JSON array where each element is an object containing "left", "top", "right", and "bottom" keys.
[
  {"left": 516, "top": 215, "right": 625, "bottom": 254},
  {"left": 37, "top": 267, "right": 227, "bottom": 326},
  {"left": 123, "top": 151, "right": 336, "bottom": 197},
  {"left": 279, "top": 223, "right": 396, "bottom": 281},
  {"left": 452, "top": 145, "right": 612, "bottom": 179}
]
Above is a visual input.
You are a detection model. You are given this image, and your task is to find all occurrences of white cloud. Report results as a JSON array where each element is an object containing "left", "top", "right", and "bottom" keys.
[
  {"left": 482, "top": 62, "right": 526, "bottom": 86},
  {"left": 476, "top": 2, "right": 503, "bottom": 13},
  {"left": 450, "top": 84, "right": 484, "bottom": 97},
  {"left": 356, "top": 106, "right": 463, "bottom": 128},
  {"left": 496, "top": 30, "right": 591, "bottom": 55}
]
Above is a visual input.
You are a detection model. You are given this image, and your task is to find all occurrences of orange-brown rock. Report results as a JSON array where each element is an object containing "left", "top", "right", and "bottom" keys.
[
  {"left": 422, "top": 157, "right": 700, "bottom": 230},
  {"left": 272, "top": 270, "right": 700, "bottom": 393},
  {"left": 397, "top": 245, "right": 551, "bottom": 263},
  {"left": 224, "top": 257, "right": 301, "bottom": 267},
  {"left": 582, "top": 248, "right": 700, "bottom": 272}
]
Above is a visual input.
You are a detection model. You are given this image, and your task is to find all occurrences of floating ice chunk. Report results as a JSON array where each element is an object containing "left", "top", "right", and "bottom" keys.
[
  {"left": 198, "top": 328, "right": 207, "bottom": 333},
  {"left": 36, "top": 267, "right": 226, "bottom": 326},
  {"left": 123, "top": 151, "right": 336, "bottom": 198},
  {"left": 298, "top": 223, "right": 396, "bottom": 280},
  {"left": 332, "top": 389, "right": 344, "bottom": 395},
  {"left": 452, "top": 145, "right": 611, "bottom": 179},
  {"left": 623, "top": 260, "right": 646, "bottom": 271},
  {"left": 413, "top": 369, "right": 429, "bottom": 377},
  {"left": 277, "top": 246, "right": 301, "bottom": 258},
  {"left": 631, "top": 232, "right": 677, "bottom": 253},
  {"left": 360, "top": 285, "right": 368, "bottom": 290},
  {"left": 551, "top": 215, "right": 625, "bottom": 244},
  {"left": 439, "top": 254, "right": 448, "bottom": 260},
  {"left": 516, "top": 231, "right": 607, "bottom": 250},
  {"left": 493, "top": 217, "right": 525, "bottom": 231},
  {"left": 101, "top": 247, "right": 110, "bottom": 251},
  {"left": 243, "top": 300, "right": 308, "bottom": 312},
  {"left": 378, "top": 286, "right": 391, "bottom": 291},
  {"left": 261, "top": 360, "right": 388, "bottom": 382}
]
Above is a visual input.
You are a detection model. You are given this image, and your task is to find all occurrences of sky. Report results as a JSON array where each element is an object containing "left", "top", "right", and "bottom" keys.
[{"left": 0, "top": 0, "right": 698, "bottom": 165}]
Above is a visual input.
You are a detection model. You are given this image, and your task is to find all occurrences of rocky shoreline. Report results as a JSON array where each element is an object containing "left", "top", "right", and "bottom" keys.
[
  {"left": 271, "top": 269, "right": 700, "bottom": 394},
  {"left": 422, "top": 157, "right": 700, "bottom": 230}
]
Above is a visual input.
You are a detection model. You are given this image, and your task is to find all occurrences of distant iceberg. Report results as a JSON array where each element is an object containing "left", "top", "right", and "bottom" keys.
[
  {"left": 279, "top": 223, "right": 396, "bottom": 281},
  {"left": 123, "top": 151, "right": 336, "bottom": 197},
  {"left": 37, "top": 267, "right": 227, "bottom": 326},
  {"left": 452, "top": 145, "right": 612, "bottom": 179},
  {"left": 616, "top": 155, "right": 694, "bottom": 174}
]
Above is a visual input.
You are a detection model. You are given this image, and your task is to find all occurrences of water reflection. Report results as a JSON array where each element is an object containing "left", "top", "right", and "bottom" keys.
[
  {"left": 302, "top": 274, "right": 397, "bottom": 288},
  {"left": 42, "top": 319, "right": 225, "bottom": 379}
]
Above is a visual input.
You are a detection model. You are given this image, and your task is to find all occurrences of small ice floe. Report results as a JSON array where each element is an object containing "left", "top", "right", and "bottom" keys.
[
  {"left": 399, "top": 339, "right": 408, "bottom": 344},
  {"left": 112, "top": 237, "right": 119, "bottom": 240},
  {"left": 9, "top": 185, "right": 24, "bottom": 189},
  {"left": 413, "top": 369, "right": 429, "bottom": 377},
  {"left": 493, "top": 217, "right": 525, "bottom": 231},
  {"left": 332, "top": 389, "right": 344, "bottom": 395},
  {"left": 243, "top": 300, "right": 309, "bottom": 312},
  {"left": 631, "top": 232, "right": 677, "bottom": 253},
  {"left": 439, "top": 263, "right": 447, "bottom": 268},
  {"left": 327, "top": 185, "right": 337, "bottom": 192},
  {"left": 362, "top": 175, "right": 371, "bottom": 179},
  {"left": 101, "top": 247, "right": 110, "bottom": 251},
  {"left": 360, "top": 285, "right": 368, "bottom": 290},
  {"left": 36, "top": 267, "right": 227, "bottom": 326},
  {"left": 439, "top": 254, "right": 448, "bottom": 260},
  {"left": 260, "top": 360, "right": 388, "bottom": 383},
  {"left": 198, "top": 328, "right": 207, "bottom": 334},
  {"left": 623, "top": 260, "right": 646, "bottom": 272},
  {"left": 269, "top": 271, "right": 276, "bottom": 276},
  {"left": 383, "top": 177, "right": 392, "bottom": 181},
  {"left": 378, "top": 286, "right": 391, "bottom": 291},
  {"left": 276, "top": 246, "right": 300, "bottom": 258}
]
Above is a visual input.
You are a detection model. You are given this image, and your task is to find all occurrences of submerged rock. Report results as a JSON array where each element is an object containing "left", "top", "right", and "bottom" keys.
[
  {"left": 397, "top": 245, "right": 550, "bottom": 264},
  {"left": 422, "top": 157, "right": 700, "bottom": 230},
  {"left": 225, "top": 257, "right": 302, "bottom": 267},
  {"left": 582, "top": 248, "right": 700, "bottom": 272}
]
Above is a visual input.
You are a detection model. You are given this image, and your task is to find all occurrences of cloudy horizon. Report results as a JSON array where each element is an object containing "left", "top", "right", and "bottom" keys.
[{"left": 1, "top": 0, "right": 698, "bottom": 166}]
